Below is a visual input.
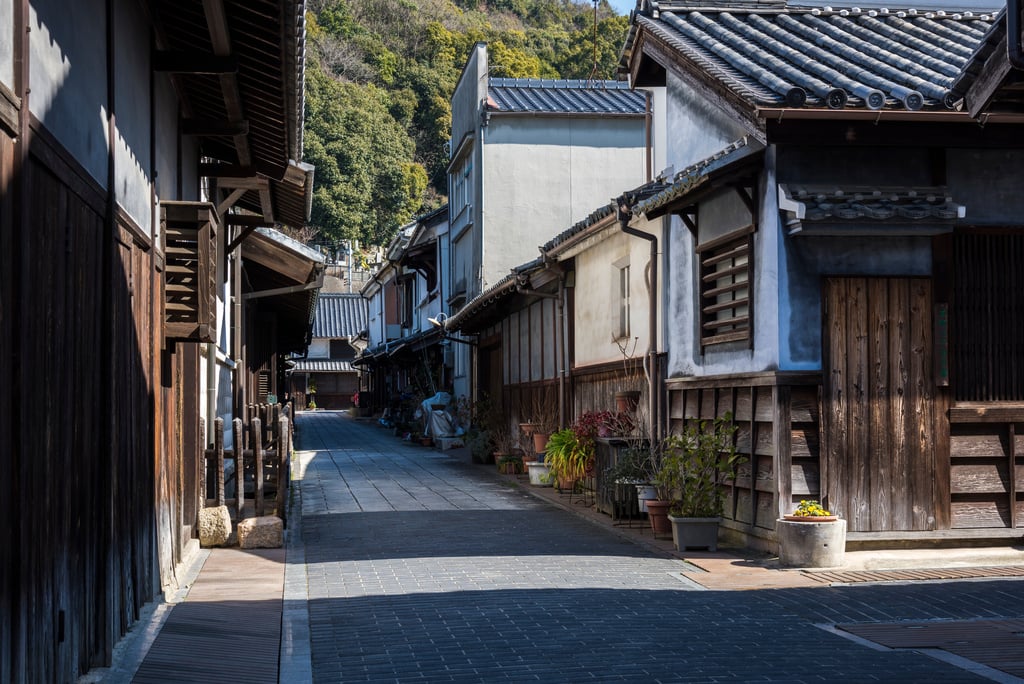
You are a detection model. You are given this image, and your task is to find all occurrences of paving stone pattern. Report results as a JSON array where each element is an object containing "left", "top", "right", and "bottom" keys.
[{"left": 295, "top": 412, "right": 1024, "bottom": 683}]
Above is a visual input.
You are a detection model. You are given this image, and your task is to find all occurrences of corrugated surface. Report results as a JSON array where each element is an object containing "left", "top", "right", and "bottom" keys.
[
  {"left": 630, "top": 4, "right": 997, "bottom": 111},
  {"left": 487, "top": 78, "right": 646, "bottom": 114},
  {"left": 312, "top": 293, "right": 367, "bottom": 339},
  {"left": 291, "top": 359, "right": 355, "bottom": 373}
]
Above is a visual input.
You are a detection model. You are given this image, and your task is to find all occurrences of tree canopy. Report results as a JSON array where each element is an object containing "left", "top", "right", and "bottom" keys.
[{"left": 304, "top": 0, "right": 629, "bottom": 247}]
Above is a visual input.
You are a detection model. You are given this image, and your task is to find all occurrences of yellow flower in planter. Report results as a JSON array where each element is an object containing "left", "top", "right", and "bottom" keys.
[{"left": 793, "top": 500, "right": 830, "bottom": 517}]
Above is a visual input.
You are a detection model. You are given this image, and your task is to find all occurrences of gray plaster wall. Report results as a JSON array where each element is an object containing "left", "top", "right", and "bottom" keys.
[
  {"left": 665, "top": 71, "right": 749, "bottom": 174},
  {"left": 30, "top": 0, "right": 108, "bottom": 187},
  {"left": 947, "top": 149, "right": 1024, "bottom": 224},
  {"left": 113, "top": 0, "right": 152, "bottom": 236},
  {"left": 0, "top": 0, "right": 13, "bottom": 89},
  {"left": 780, "top": 235, "right": 932, "bottom": 369},
  {"left": 666, "top": 157, "right": 781, "bottom": 378}
]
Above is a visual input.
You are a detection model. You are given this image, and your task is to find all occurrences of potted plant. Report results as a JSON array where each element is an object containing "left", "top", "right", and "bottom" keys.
[
  {"left": 521, "top": 393, "right": 559, "bottom": 455},
  {"left": 544, "top": 428, "right": 581, "bottom": 491},
  {"left": 777, "top": 500, "right": 846, "bottom": 568},
  {"left": 659, "top": 413, "right": 742, "bottom": 551},
  {"left": 491, "top": 423, "right": 519, "bottom": 467},
  {"left": 603, "top": 444, "right": 655, "bottom": 520}
]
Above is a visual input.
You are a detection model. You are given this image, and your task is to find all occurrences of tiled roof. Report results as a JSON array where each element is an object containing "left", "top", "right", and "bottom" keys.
[
  {"left": 542, "top": 179, "right": 667, "bottom": 255},
  {"left": 632, "top": 137, "right": 764, "bottom": 217},
  {"left": 290, "top": 359, "right": 356, "bottom": 373},
  {"left": 627, "top": 4, "right": 996, "bottom": 111},
  {"left": 487, "top": 78, "right": 647, "bottom": 115},
  {"left": 778, "top": 184, "right": 965, "bottom": 234},
  {"left": 312, "top": 293, "right": 367, "bottom": 339}
]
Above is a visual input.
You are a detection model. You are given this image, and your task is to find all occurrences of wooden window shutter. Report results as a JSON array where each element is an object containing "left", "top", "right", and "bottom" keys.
[{"left": 161, "top": 201, "right": 218, "bottom": 343}]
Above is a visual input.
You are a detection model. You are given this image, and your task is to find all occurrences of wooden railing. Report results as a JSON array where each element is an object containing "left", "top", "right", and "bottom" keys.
[{"left": 200, "top": 403, "right": 293, "bottom": 522}]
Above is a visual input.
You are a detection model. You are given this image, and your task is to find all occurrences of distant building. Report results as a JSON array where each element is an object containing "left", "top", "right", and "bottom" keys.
[{"left": 291, "top": 293, "right": 368, "bottom": 409}]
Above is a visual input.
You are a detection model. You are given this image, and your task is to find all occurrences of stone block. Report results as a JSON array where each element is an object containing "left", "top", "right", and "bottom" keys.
[
  {"left": 237, "top": 515, "right": 284, "bottom": 549},
  {"left": 198, "top": 506, "right": 232, "bottom": 547}
]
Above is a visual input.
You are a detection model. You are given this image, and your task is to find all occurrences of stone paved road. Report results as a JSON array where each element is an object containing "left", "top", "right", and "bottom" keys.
[{"left": 291, "top": 411, "right": 1024, "bottom": 683}]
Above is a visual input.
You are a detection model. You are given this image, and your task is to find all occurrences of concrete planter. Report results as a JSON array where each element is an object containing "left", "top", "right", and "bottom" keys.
[
  {"left": 527, "top": 462, "right": 553, "bottom": 486},
  {"left": 668, "top": 516, "right": 721, "bottom": 552},
  {"left": 777, "top": 518, "right": 847, "bottom": 568}
]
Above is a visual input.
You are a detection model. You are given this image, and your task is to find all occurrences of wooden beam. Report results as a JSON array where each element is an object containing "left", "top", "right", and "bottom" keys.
[
  {"left": 242, "top": 281, "right": 321, "bottom": 301},
  {"left": 181, "top": 118, "right": 249, "bottom": 137},
  {"left": 216, "top": 176, "right": 269, "bottom": 191},
  {"left": 152, "top": 50, "right": 237, "bottom": 74},
  {"left": 259, "top": 187, "right": 275, "bottom": 225},
  {"left": 202, "top": 0, "right": 252, "bottom": 167},
  {"left": 216, "top": 187, "right": 247, "bottom": 216},
  {"left": 226, "top": 225, "right": 260, "bottom": 253}
]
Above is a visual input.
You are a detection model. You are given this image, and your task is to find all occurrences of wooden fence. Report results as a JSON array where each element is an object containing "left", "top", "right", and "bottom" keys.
[{"left": 201, "top": 403, "right": 292, "bottom": 522}]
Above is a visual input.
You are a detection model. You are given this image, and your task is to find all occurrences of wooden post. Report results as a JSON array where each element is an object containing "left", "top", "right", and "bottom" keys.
[
  {"left": 276, "top": 415, "right": 290, "bottom": 520},
  {"left": 215, "top": 417, "right": 225, "bottom": 507},
  {"left": 253, "top": 417, "right": 264, "bottom": 517},
  {"left": 200, "top": 417, "right": 207, "bottom": 505},
  {"left": 233, "top": 417, "right": 244, "bottom": 518}
]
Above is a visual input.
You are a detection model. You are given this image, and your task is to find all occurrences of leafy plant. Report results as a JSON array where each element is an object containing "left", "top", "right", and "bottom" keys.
[
  {"left": 658, "top": 413, "right": 743, "bottom": 518},
  {"left": 604, "top": 444, "right": 656, "bottom": 485},
  {"left": 544, "top": 428, "right": 587, "bottom": 482},
  {"left": 792, "top": 500, "right": 831, "bottom": 517}
]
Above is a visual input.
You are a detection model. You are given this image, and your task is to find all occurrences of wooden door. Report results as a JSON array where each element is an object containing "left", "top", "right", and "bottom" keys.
[{"left": 821, "top": 277, "right": 939, "bottom": 532}]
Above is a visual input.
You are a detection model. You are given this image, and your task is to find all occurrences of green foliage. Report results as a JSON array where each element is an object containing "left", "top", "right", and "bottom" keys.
[
  {"left": 657, "top": 413, "right": 744, "bottom": 518},
  {"left": 303, "top": 63, "right": 426, "bottom": 243},
  {"left": 304, "top": 0, "right": 627, "bottom": 246}
]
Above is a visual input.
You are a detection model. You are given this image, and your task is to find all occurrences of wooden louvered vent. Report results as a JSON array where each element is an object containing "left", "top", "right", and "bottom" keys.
[
  {"left": 161, "top": 201, "right": 218, "bottom": 343},
  {"left": 697, "top": 225, "right": 753, "bottom": 348}
]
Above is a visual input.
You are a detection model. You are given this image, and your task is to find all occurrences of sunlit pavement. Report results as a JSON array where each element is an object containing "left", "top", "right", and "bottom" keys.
[{"left": 285, "top": 411, "right": 1024, "bottom": 683}]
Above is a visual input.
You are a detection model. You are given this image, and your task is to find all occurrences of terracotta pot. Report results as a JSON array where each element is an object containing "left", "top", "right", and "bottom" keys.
[
  {"left": 614, "top": 390, "right": 641, "bottom": 413},
  {"left": 532, "top": 431, "right": 551, "bottom": 454},
  {"left": 645, "top": 500, "right": 673, "bottom": 536}
]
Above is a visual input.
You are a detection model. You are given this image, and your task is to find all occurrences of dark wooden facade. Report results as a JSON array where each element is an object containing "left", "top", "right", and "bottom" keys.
[{"left": 1, "top": 112, "right": 170, "bottom": 681}]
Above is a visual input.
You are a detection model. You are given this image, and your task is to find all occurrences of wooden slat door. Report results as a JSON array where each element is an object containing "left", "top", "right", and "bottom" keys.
[{"left": 822, "top": 278, "right": 938, "bottom": 532}]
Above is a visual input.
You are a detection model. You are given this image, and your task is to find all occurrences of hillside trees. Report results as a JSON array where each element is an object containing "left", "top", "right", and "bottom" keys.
[{"left": 303, "top": 0, "right": 626, "bottom": 246}]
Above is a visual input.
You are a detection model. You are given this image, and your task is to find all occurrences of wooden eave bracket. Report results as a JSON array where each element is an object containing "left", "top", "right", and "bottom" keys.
[
  {"left": 965, "top": 36, "right": 1014, "bottom": 119},
  {"left": 680, "top": 209, "right": 698, "bottom": 235}
]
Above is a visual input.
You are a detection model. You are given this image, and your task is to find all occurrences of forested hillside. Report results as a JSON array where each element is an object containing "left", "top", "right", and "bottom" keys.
[{"left": 303, "top": 0, "right": 629, "bottom": 247}]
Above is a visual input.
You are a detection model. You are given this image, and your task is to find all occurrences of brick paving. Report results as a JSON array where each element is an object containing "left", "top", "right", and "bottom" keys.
[{"left": 290, "top": 411, "right": 1024, "bottom": 683}]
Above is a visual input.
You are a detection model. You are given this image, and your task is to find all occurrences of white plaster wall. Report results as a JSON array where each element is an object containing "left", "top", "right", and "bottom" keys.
[
  {"left": 30, "top": 0, "right": 108, "bottom": 187},
  {"left": 573, "top": 222, "right": 662, "bottom": 369},
  {"left": 0, "top": 0, "right": 13, "bottom": 89},
  {"left": 114, "top": 0, "right": 152, "bottom": 235},
  {"left": 481, "top": 116, "right": 645, "bottom": 289}
]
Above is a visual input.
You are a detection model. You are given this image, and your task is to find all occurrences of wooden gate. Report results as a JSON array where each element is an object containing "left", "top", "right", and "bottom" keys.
[{"left": 822, "top": 277, "right": 946, "bottom": 532}]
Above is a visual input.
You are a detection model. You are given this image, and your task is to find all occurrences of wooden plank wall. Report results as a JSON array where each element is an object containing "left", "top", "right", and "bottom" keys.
[
  {"left": 1, "top": 123, "right": 16, "bottom": 684},
  {"left": 0, "top": 123, "right": 163, "bottom": 681},
  {"left": 948, "top": 409, "right": 1024, "bottom": 529},
  {"left": 666, "top": 376, "right": 820, "bottom": 534}
]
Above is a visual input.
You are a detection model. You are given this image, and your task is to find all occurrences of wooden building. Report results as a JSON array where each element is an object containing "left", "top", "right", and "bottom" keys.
[
  {"left": 620, "top": 1, "right": 1024, "bottom": 550},
  {"left": 0, "top": 1, "right": 314, "bottom": 680}
]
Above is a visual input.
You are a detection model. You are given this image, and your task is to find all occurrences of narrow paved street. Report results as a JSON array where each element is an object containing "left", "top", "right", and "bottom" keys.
[{"left": 286, "top": 411, "right": 1024, "bottom": 683}]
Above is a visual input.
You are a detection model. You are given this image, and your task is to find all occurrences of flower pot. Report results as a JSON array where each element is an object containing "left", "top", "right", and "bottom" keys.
[
  {"left": 777, "top": 518, "right": 847, "bottom": 568},
  {"left": 668, "top": 516, "right": 721, "bottom": 552},
  {"left": 644, "top": 500, "right": 672, "bottom": 536},
  {"left": 635, "top": 484, "right": 657, "bottom": 513},
  {"left": 532, "top": 431, "right": 551, "bottom": 454},
  {"left": 614, "top": 390, "right": 641, "bottom": 413},
  {"left": 527, "top": 462, "right": 553, "bottom": 487},
  {"left": 519, "top": 422, "right": 539, "bottom": 437}
]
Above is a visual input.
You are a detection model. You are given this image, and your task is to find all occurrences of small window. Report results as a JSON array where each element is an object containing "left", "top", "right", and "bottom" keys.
[
  {"left": 617, "top": 264, "right": 630, "bottom": 340},
  {"left": 697, "top": 225, "right": 753, "bottom": 347}
]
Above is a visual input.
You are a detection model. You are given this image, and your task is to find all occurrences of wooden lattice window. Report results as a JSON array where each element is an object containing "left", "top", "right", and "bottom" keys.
[
  {"left": 697, "top": 225, "right": 753, "bottom": 347},
  {"left": 953, "top": 232, "right": 1024, "bottom": 401},
  {"left": 162, "top": 201, "right": 218, "bottom": 343}
]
